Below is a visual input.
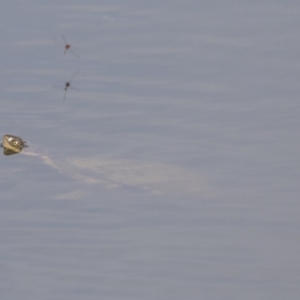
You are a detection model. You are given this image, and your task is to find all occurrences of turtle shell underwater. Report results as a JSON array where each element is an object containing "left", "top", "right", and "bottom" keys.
[{"left": 1, "top": 134, "right": 215, "bottom": 198}]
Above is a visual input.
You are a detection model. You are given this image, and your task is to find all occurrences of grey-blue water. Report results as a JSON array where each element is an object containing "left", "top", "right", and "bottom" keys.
[{"left": 0, "top": 1, "right": 299, "bottom": 299}]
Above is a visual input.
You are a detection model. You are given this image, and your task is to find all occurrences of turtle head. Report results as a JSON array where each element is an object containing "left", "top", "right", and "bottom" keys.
[{"left": 1, "top": 134, "right": 27, "bottom": 154}]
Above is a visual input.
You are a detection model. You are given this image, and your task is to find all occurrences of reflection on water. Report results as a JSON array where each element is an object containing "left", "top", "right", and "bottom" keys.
[{"left": 2, "top": 147, "right": 19, "bottom": 156}]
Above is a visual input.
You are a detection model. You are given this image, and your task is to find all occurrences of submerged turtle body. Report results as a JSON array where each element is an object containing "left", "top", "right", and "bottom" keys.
[
  {"left": 2, "top": 134, "right": 214, "bottom": 198},
  {"left": 62, "top": 157, "right": 214, "bottom": 197}
]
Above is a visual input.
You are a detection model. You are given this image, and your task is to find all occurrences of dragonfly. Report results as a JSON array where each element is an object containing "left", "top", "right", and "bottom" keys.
[
  {"left": 61, "top": 35, "right": 80, "bottom": 58},
  {"left": 54, "top": 71, "right": 80, "bottom": 101}
]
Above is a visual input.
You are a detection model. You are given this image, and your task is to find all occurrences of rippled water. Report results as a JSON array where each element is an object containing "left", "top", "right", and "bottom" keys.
[{"left": 0, "top": 1, "right": 300, "bottom": 299}]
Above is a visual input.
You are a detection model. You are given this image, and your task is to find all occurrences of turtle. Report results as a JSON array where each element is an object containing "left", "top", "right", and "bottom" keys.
[
  {"left": 1, "top": 134, "right": 215, "bottom": 198},
  {"left": 1, "top": 134, "right": 28, "bottom": 155}
]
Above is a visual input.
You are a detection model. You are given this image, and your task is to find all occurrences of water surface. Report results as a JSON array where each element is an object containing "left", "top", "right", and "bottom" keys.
[{"left": 0, "top": 1, "right": 300, "bottom": 299}]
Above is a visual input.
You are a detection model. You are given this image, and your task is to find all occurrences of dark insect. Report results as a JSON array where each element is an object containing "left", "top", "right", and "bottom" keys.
[{"left": 63, "top": 71, "right": 80, "bottom": 101}]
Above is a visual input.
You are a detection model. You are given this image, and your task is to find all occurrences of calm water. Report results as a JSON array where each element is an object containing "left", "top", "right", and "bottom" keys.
[{"left": 0, "top": 1, "right": 300, "bottom": 299}]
